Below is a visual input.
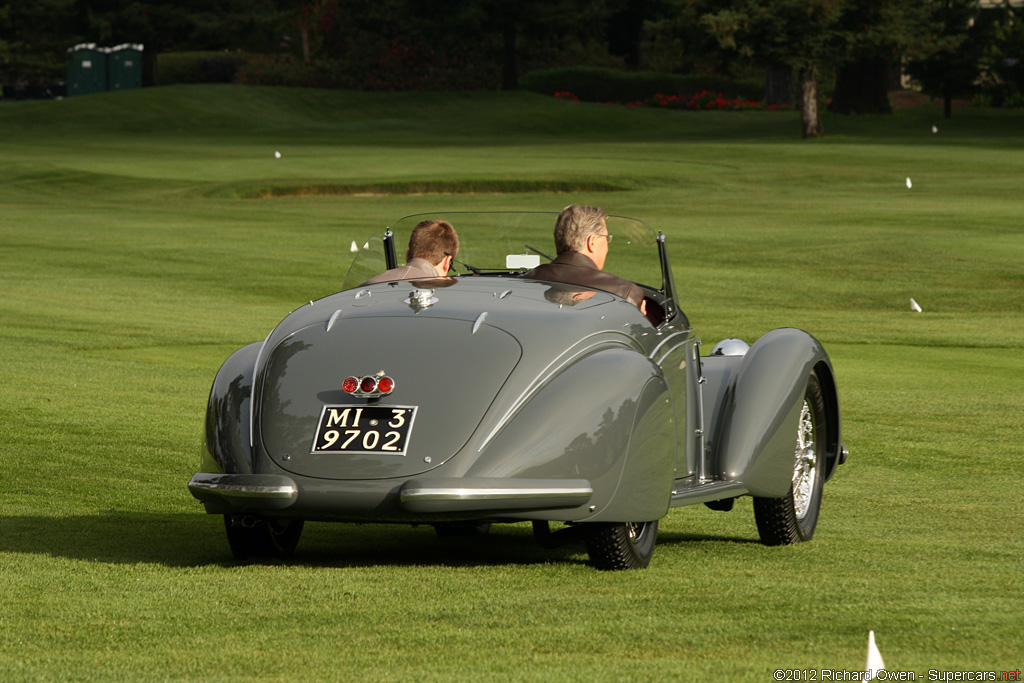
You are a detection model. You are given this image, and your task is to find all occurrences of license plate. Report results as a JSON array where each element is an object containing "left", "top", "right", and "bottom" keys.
[{"left": 311, "top": 405, "right": 417, "bottom": 455}]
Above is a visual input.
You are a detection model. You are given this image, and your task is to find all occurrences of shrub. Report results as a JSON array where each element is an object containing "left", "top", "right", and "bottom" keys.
[
  {"left": 1004, "top": 89, "right": 1024, "bottom": 109},
  {"left": 198, "top": 57, "right": 242, "bottom": 84},
  {"left": 159, "top": 52, "right": 249, "bottom": 85},
  {"left": 680, "top": 90, "right": 762, "bottom": 110},
  {"left": 521, "top": 66, "right": 763, "bottom": 104},
  {"left": 555, "top": 89, "right": 769, "bottom": 111},
  {"left": 971, "top": 93, "right": 994, "bottom": 108},
  {"left": 235, "top": 54, "right": 356, "bottom": 89},
  {"left": 234, "top": 52, "right": 494, "bottom": 91}
]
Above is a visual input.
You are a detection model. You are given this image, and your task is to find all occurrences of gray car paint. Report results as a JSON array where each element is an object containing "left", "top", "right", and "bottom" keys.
[{"left": 190, "top": 213, "right": 842, "bottom": 529}]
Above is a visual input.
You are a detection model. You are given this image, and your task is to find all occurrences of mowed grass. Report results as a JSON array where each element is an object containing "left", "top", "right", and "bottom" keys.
[{"left": 1, "top": 85, "right": 1022, "bottom": 681}]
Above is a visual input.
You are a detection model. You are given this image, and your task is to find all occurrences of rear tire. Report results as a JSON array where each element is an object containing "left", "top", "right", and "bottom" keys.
[
  {"left": 583, "top": 521, "right": 658, "bottom": 570},
  {"left": 753, "top": 370, "right": 826, "bottom": 545},
  {"left": 224, "top": 516, "right": 304, "bottom": 559}
]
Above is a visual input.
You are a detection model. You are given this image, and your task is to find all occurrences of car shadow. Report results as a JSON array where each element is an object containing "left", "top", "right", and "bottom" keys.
[
  {"left": 0, "top": 511, "right": 759, "bottom": 569},
  {"left": 0, "top": 511, "right": 586, "bottom": 569},
  {"left": 655, "top": 530, "right": 762, "bottom": 546},
  {"left": 0, "top": 511, "right": 235, "bottom": 568}
]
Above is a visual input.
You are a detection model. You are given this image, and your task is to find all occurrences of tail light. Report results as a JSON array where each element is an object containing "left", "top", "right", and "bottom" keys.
[{"left": 343, "top": 375, "right": 395, "bottom": 397}]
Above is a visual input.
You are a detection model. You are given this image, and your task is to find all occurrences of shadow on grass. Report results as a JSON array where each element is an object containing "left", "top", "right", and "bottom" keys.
[
  {"left": 0, "top": 511, "right": 583, "bottom": 569},
  {"left": 656, "top": 530, "right": 760, "bottom": 546},
  {"left": 0, "top": 511, "right": 758, "bottom": 569}
]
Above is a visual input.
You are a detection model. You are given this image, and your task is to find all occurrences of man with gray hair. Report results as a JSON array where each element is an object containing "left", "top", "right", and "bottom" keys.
[{"left": 524, "top": 205, "right": 646, "bottom": 313}]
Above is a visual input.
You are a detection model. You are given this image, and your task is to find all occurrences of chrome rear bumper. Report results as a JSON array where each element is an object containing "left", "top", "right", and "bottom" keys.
[
  {"left": 399, "top": 477, "right": 593, "bottom": 513},
  {"left": 188, "top": 473, "right": 298, "bottom": 510},
  {"left": 188, "top": 472, "right": 593, "bottom": 517}
]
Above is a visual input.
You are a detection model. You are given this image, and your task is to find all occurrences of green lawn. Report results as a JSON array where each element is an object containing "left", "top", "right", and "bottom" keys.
[{"left": 1, "top": 85, "right": 1022, "bottom": 681}]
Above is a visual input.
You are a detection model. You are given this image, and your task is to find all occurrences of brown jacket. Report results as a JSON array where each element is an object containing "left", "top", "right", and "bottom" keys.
[
  {"left": 522, "top": 251, "right": 644, "bottom": 309},
  {"left": 359, "top": 257, "right": 440, "bottom": 286}
]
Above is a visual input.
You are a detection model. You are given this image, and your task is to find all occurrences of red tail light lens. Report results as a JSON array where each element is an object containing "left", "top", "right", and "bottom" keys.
[{"left": 343, "top": 374, "right": 395, "bottom": 396}]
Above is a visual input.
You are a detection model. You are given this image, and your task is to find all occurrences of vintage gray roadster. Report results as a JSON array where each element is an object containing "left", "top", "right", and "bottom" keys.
[{"left": 188, "top": 212, "right": 847, "bottom": 569}]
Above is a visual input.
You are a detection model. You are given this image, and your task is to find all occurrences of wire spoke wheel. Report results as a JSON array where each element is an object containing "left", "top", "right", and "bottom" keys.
[
  {"left": 792, "top": 400, "right": 819, "bottom": 521},
  {"left": 753, "top": 370, "right": 826, "bottom": 545}
]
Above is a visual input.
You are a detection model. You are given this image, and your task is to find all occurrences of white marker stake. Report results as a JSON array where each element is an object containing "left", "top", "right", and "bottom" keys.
[
  {"left": 866, "top": 631, "right": 885, "bottom": 681},
  {"left": 906, "top": 177, "right": 912, "bottom": 189},
  {"left": 274, "top": 151, "right": 281, "bottom": 158},
  {"left": 350, "top": 241, "right": 359, "bottom": 252},
  {"left": 932, "top": 125, "right": 938, "bottom": 134},
  {"left": 911, "top": 298, "right": 922, "bottom": 313}
]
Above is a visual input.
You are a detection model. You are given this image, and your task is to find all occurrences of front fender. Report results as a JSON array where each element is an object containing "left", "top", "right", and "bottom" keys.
[
  {"left": 202, "top": 341, "right": 263, "bottom": 475},
  {"left": 711, "top": 328, "right": 835, "bottom": 497}
]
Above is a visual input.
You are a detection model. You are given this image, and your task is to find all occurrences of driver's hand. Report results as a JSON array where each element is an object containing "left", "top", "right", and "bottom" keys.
[{"left": 640, "top": 299, "right": 647, "bottom": 316}]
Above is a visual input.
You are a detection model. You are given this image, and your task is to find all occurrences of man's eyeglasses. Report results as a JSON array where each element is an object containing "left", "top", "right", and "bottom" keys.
[{"left": 595, "top": 234, "right": 614, "bottom": 243}]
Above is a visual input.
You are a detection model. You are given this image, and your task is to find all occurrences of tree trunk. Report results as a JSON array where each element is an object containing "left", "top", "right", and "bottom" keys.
[
  {"left": 801, "top": 68, "right": 823, "bottom": 139},
  {"left": 142, "top": 49, "right": 158, "bottom": 87},
  {"left": 830, "top": 58, "right": 892, "bottom": 114},
  {"left": 765, "top": 65, "right": 794, "bottom": 107},
  {"left": 612, "top": 0, "right": 648, "bottom": 70},
  {"left": 501, "top": 22, "right": 518, "bottom": 90},
  {"left": 298, "top": 10, "right": 311, "bottom": 65}
]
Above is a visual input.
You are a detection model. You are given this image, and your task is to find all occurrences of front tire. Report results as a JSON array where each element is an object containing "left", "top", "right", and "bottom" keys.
[
  {"left": 224, "top": 516, "right": 304, "bottom": 560},
  {"left": 583, "top": 521, "right": 658, "bottom": 570},
  {"left": 753, "top": 370, "right": 826, "bottom": 545}
]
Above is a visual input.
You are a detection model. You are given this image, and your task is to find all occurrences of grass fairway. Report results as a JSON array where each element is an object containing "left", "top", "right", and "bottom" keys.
[{"left": 1, "top": 84, "right": 1022, "bottom": 681}]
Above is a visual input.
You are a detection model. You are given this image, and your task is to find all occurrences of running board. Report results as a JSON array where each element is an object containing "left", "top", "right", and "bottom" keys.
[{"left": 669, "top": 481, "right": 748, "bottom": 508}]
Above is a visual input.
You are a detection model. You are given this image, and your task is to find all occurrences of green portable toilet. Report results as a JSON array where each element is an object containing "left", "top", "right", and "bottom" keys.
[
  {"left": 108, "top": 44, "right": 144, "bottom": 91},
  {"left": 67, "top": 43, "right": 110, "bottom": 96}
]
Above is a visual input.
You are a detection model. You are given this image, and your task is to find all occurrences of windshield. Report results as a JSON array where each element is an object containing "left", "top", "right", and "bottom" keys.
[
  {"left": 342, "top": 229, "right": 390, "bottom": 290},
  {"left": 343, "top": 211, "right": 664, "bottom": 292}
]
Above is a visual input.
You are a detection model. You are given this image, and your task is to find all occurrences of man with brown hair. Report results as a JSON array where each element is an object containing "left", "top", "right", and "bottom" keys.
[
  {"left": 523, "top": 205, "right": 646, "bottom": 312},
  {"left": 360, "top": 219, "right": 459, "bottom": 285}
]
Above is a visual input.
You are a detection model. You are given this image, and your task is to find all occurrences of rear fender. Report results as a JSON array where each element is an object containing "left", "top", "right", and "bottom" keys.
[
  {"left": 462, "top": 346, "right": 675, "bottom": 522},
  {"left": 203, "top": 342, "right": 262, "bottom": 475},
  {"left": 711, "top": 328, "right": 836, "bottom": 497}
]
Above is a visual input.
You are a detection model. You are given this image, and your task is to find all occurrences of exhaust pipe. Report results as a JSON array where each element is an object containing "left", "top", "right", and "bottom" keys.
[{"left": 227, "top": 514, "right": 261, "bottom": 528}]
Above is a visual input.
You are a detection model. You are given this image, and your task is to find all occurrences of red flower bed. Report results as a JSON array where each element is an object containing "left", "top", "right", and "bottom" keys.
[{"left": 684, "top": 90, "right": 761, "bottom": 110}]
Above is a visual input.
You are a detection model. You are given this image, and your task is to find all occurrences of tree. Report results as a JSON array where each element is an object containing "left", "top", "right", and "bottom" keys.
[
  {"left": 480, "top": 0, "right": 619, "bottom": 90},
  {"left": 1, "top": 0, "right": 78, "bottom": 83},
  {"left": 74, "top": 0, "right": 282, "bottom": 84},
  {"left": 607, "top": 0, "right": 652, "bottom": 69},
  {"left": 975, "top": 0, "right": 1024, "bottom": 108},
  {"left": 485, "top": 0, "right": 523, "bottom": 90},
  {"left": 904, "top": 0, "right": 989, "bottom": 118},
  {"left": 828, "top": 0, "right": 938, "bottom": 115},
  {"left": 702, "top": 0, "right": 849, "bottom": 138},
  {"left": 308, "top": 0, "right": 495, "bottom": 90}
]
